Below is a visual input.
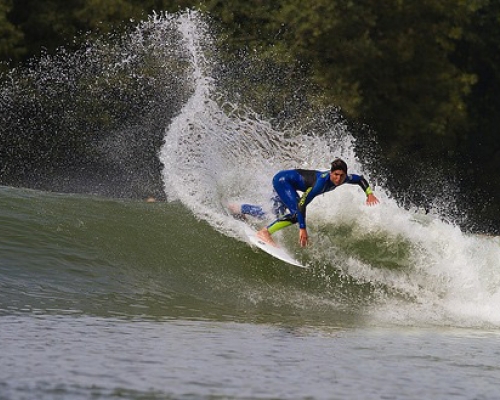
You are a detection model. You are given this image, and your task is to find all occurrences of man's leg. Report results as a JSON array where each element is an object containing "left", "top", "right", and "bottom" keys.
[
  {"left": 257, "top": 180, "right": 299, "bottom": 244},
  {"left": 228, "top": 203, "right": 266, "bottom": 220},
  {"left": 266, "top": 214, "right": 297, "bottom": 234}
]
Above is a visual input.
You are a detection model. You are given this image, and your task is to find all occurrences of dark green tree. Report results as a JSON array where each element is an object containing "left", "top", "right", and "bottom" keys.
[
  {"left": 280, "top": 0, "right": 483, "bottom": 156},
  {"left": 450, "top": 0, "right": 500, "bottom": 228},
  {"left": 0, "top": 0, "right": 24, "bottom": 66}
]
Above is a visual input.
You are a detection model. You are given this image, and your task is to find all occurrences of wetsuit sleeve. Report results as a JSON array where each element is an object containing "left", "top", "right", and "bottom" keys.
[
  {"left": 297, "top": 188, "right": 312, "bottom": 229},
  {"left": 296, "top": 172, "right": 329, "bottom": 229},
  {"left": 346, "top": 174, "right": 373, "bottom": 195}
]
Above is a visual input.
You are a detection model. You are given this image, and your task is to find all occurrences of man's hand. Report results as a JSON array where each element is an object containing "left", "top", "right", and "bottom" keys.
[
  {"left": 366, "top": 193, "right": 380, "bottom": 206},
  {"left": 299, "top": 228, "right": 308, "bottom": 247}
]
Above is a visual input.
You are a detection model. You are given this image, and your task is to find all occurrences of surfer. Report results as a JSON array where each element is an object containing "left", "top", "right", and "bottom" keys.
[{"left": 230, "top": 158, "right": 379, "bottom": 247}]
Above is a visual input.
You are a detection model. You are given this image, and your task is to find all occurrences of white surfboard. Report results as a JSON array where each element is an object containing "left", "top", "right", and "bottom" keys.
[{"left": 244, "top": 227, "right": 306, "bottom": 268}]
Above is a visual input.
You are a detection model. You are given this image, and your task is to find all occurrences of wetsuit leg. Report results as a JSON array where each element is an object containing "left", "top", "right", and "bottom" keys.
[
  {"left": 266, "top": 173, "right": 300, "bottom": 234},
  {"left": 271, "top": 194, "right": 286, "bottom": 218},
  {"left": 266, "top": 214, "right": 298, "bottom": 234},
  {"left": 272, "top": 172, "right": 301, "bottom": 214},
  {"left": 240, "top": 204, "right": 267, "bottom": 218},
  {"left": 238, "top": 193, "right": 285, "bottom": 222}
]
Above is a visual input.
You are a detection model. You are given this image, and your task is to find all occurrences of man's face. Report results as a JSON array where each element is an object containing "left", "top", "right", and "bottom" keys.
[{"left": 329, "top": 169, "right": 346, "bottom": 186}]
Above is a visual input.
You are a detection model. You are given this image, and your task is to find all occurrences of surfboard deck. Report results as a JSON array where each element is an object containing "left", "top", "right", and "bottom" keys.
[{"left": 244, "top": 227, "right": 306, "bottom": 268}]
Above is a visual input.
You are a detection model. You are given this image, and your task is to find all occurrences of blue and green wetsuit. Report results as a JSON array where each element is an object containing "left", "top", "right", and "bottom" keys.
[{"left": 241, "top": 169, "right": 373, "bottom": 234}]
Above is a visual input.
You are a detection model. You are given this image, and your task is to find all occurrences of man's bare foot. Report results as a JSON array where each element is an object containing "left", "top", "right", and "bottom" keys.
[{"left": 256, "top": 228, "right": 278, "bottom": 247}]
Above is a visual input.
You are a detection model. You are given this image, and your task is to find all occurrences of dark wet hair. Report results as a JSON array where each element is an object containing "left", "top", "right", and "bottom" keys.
[{"left": 330, "top": 158, "right": 348, "bottom": 173}]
